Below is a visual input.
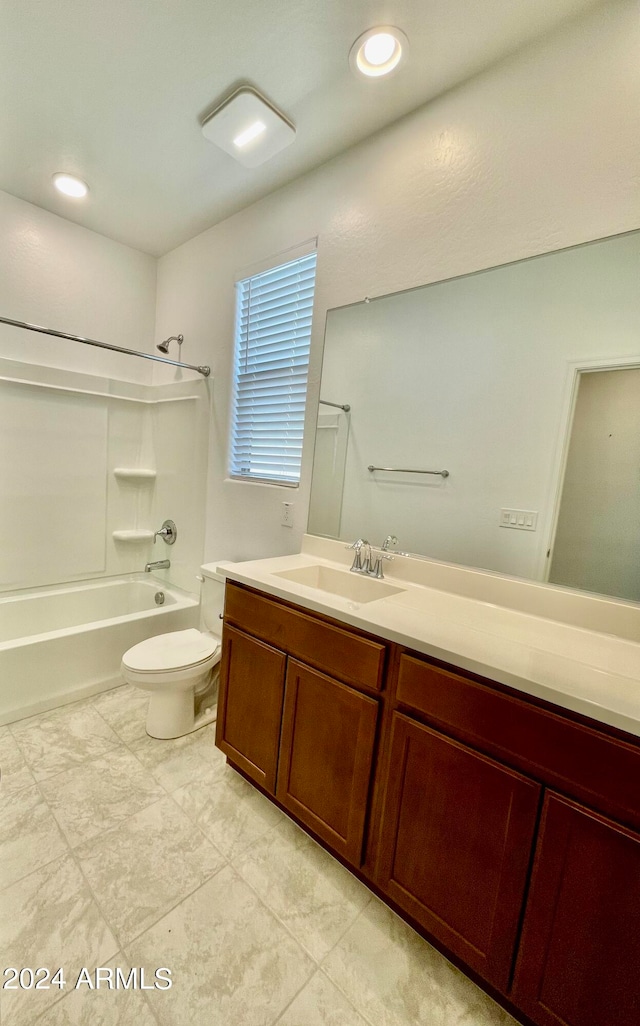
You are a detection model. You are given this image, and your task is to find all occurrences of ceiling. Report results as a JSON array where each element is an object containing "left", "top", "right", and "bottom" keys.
[{"left": 0, "top": 0, "right": 603, "bottom": 256}]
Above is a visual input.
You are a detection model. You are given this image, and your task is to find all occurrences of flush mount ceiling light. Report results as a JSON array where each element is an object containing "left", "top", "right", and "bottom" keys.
[
  {"left": 349, "top": 27, "right": 409, "bottom": 78},
  {"left": 52, "top": 172, "right": 89, "bottom": 198},
  {"left": 201, "top": 87, "right": 295, "bottom": 168}
]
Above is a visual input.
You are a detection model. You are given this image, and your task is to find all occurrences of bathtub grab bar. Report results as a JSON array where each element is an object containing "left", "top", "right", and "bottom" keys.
[{"left": 0, "top": 315, "right": 211, "bottom": 377}]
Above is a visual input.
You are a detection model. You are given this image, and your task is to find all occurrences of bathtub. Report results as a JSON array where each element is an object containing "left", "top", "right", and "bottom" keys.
[{"left": 0, "top": 574, "right": 199, "bottom": 725}]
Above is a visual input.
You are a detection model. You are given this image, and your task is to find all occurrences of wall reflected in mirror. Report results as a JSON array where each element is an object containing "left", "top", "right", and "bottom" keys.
[{"left": 309, "top": 230, "right": 640, "bottom": 603}]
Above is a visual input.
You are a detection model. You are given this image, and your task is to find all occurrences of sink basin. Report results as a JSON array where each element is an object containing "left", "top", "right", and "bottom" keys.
[{"left": 274, "top": 564, "right": 405, "bottom": 604}]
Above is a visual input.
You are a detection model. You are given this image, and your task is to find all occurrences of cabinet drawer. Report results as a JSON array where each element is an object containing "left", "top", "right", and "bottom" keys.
[
  {"left": 395, "top": 652, "right": 640, "bottom": 829},
  {"left": 224, "top": 582, "right": 386, "bottom": 692}
]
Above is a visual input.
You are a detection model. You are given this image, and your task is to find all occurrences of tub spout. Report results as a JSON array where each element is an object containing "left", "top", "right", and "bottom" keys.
[{"left": 145, "top": 559, "right": 170, "bottom": 572}]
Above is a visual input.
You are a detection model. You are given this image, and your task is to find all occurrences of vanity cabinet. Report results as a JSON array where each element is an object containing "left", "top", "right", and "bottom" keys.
[
  {"left": 276, "top": 660, "right": 379, "bottom": 863},
  {"left": 216, "top": 582, "right": 385, "bottom": 864},
  {"left": 512, "top": 793, "right": 640, "bottom": 1026},
  {"left": 217, "top": 623, "right": 286, "bottom": 792},
  {"left": 216, "top": 579, "right": 640, "bottom": 1026},
  {"left": 375, "top": 711, "right": 540, "bottom": 991},
  {"left": 378, "top": 650, "right": 640, "bottom": 1026}
]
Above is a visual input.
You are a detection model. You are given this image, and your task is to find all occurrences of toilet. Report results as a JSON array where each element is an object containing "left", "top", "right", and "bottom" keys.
[{"left": 121, "top": 564, "right": 225, "bottom": 739}]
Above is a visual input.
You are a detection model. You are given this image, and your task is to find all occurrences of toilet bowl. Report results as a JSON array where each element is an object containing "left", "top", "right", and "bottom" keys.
[{"left": 121, "top": 628, "right": 221, "bottom": 739}]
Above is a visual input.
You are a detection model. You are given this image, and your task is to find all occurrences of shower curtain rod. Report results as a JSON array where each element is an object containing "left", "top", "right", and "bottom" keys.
[{"left": 0, "top": 315, "right": 211, "bottom": 377}]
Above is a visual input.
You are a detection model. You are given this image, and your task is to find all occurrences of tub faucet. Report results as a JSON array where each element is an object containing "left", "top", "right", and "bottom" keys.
[{"left": 145, "top": 559, "right": 170, "bottom": 573}]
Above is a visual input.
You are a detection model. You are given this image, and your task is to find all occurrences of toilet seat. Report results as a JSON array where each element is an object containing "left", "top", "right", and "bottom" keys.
[{"left": 122, "top": 628, "right": 219, "bottom": 674}]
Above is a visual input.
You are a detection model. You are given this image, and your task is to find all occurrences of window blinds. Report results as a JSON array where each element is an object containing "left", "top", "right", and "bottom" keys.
[{"left": 229, "top": 251, "right": 317, "bottom": 484}]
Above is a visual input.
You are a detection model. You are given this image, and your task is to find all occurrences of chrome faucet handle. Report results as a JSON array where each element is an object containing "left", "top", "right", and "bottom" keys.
[
  {"left": 369, "top": 552, "right": 394, "bottom": 579},
  {"left": 346, "top": 538, "right": 368, "bottom": 572},
  {"left": 154, "top": 519, "right": 177, "bottom": 545},
  {"left": 381, "top": 535, "right": 398, "bottom": 552}
]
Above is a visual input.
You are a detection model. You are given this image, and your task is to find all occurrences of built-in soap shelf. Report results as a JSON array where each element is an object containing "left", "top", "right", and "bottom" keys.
[
  {"left": 112, "top": 529, "right": 155, "bottom": 542},
  {"left": 112, "top": 469, "right": 156, "bottom": 543},
  {"left": 113, "top": 467, "right": 157, "bottom": 481}
]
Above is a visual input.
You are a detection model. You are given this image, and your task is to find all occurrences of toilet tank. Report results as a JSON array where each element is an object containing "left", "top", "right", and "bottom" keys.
[{"left": 199, "top": 563, "right": 227, "bottom": 635}]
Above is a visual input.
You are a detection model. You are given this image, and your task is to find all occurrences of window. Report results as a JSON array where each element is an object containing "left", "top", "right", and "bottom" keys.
[{"left": 229, "top": 249, "right": 317, "bottom": 485}]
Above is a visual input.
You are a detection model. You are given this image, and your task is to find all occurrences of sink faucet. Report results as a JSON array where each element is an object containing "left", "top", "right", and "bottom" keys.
[
  {"left": 145, "top": 559, "right": 170, "bottom": 573},
  {"left": 346, "top": 540, "right": 394, "bottom": 579}
]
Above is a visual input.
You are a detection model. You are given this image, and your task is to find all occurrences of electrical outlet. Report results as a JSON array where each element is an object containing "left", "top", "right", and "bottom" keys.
[
  {"left": 281, "top": 502, "right": 294, "bottom": 528},
  {"left": 500, "top": 508, "right": 538, "bottom": 531}
]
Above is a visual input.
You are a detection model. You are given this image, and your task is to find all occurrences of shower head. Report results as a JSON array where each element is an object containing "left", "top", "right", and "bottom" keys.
[{"left": 156, "top": 334, "right": 184, "bottom": 355}]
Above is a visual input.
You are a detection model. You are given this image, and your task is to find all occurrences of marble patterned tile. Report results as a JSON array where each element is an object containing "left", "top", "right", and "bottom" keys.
[
  {"left": 276, "top": 970, "right": 372, "bottom": 1026},
  {"left": 91, "top": 685, "right": 150, "bottom": 746},
  {"left": 39, "top": 748, "right": 166, "bottom": 847},
  {"left": 129, "top": 730, "right": 218, "bottom": 792},
  {"left": 0, "top": 854, "right": 117, "bottom": 1026},
  {"left": 172, "top": 763, "right": 284, "bottom": 859},
  {"left": 0, "top": 728, "right": 36, "bottom": 796},
  {"left": 127, "top": 864, "right": 314, "bottom": 1026},
  {"left": 11, "top": 702, "right": 121, "bottom": 781},
  {"left": 40, "top": 955, "right": 159, "bottom": 1025},
  {"left": 234, "top": 816, "right": 372, "bottom": 960},
  {"left": 184, "top": 722, "right": 226, "bottom": 770},
  {"left": 0, "top": 783, "right": 68, "bottom": 889},
  {"left": 75, "top": 796, "right": 225, "bottom": 945},
  {"left": 322, "top": 898, "right": 519, "bottom": 1026}
]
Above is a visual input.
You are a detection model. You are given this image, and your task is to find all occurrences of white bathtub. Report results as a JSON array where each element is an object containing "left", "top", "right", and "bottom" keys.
[{"left": 0, "top": 574, "right": 199, "bottom": 725}]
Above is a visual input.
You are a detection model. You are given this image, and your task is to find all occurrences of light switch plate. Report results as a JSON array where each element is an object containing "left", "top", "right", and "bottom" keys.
[{"left": 500, "top": 508, "right": 538, "bottom": 531}]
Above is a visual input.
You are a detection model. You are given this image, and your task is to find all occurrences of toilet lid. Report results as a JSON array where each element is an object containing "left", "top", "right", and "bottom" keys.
[{"left": 123, "top": 629, "right": 219, "bottom": 673}]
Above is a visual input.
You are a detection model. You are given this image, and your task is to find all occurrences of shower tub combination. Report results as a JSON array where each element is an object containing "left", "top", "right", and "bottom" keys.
[{"left": 0, "top": 574, "right": 199, "bottom": 725}]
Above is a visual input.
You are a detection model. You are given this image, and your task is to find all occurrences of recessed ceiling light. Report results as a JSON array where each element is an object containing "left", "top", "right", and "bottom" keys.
[
  {"left": 202, "top": 87, "right": 295, "bottom": 168},
  {"left": 52, "top": 173, "right": 89, "bottom": 198},
  {"left": 350, "top": 27, "right": 409, "bottom": 78}
]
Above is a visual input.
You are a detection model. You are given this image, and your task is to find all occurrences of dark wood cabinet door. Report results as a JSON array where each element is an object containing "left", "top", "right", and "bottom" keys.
[
  {"left": 216, "top": 624, "right": 286, "bottom": 793},
  {"left": 276, "top": 659, "right": 379, "bottom": 865},
  {"left": 376, "top": 713, "right": 541, "bottom": 991},
  {"left": 512, "top": 793, "right": 640, "bottom": 1026}
]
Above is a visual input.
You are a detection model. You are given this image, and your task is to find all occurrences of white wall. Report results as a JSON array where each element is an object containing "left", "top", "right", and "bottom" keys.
[
  {"left": 0, "top": 190, "right": 157, "bottom": 382},
  {"left": 155, "top": 0, "right": 639, "bottom": 564}
]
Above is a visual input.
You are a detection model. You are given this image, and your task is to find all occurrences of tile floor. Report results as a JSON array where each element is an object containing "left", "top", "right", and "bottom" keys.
[{"left": 0, "top": 685, "right": 519, "bottom": 1026}]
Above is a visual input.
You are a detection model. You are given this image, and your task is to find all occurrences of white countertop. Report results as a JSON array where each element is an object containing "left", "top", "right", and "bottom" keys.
[{"left": 206, "top": 535, "right": 640, "bottom": 740}]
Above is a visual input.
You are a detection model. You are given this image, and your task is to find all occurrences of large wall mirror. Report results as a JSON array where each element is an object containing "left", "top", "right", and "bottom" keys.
[{"left": 308, "top": 230, "right": 640, "bottom": 603}]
